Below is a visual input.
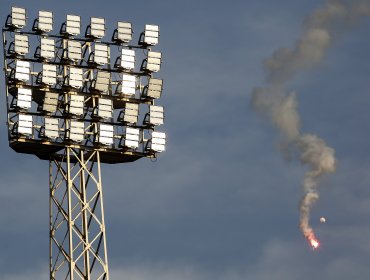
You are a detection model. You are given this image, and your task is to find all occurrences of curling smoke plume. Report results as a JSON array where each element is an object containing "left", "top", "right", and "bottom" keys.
[{"left": 251, "top": 0, "right": 370, "bottom": 246}]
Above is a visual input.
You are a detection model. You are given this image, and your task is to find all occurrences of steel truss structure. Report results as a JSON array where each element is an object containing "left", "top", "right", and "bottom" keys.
[
  {"left": 2, "top": 7, "right": 166, "bottom": 280},
  {"left": 50, "top": 149, "right": 109, "bottom": 280}
]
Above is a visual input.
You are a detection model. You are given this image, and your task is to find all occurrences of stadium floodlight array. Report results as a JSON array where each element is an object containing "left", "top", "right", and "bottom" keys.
[
  {"left": 3, "top": 5, "right": 167, "bottom": 163},
  {"left": 2, "top": 6, "right": 167, "bottom": 280}
]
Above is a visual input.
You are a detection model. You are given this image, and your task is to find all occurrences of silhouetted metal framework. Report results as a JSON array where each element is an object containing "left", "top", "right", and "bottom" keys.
[
  {"left": 2, "top": 7, "right": 166, "bottom": 280},
  {"left": 50, "top": 149, "right": 109, "bottom": 280}
]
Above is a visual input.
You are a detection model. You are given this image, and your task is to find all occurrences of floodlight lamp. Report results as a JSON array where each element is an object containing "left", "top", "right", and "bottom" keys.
[
  {"left": 10, "top": 34, "right": 29, "bottom": 56},
  {"left": 139, "top": 24, "right": 159, "bottom": 46},
  {"left": 66, "top": 40, "right": 82, "bottom": 62},
  {"left": 40, "top": 64, "right": 57, "bottom": 86},
  {"left": 15, "top": 114, "right": 33, "bottom": 136},
  {"left": 118, "top": 102, "right": 139, "bottom": 124},
  {"left": 87, "top": 17, "right": 106, "bottom": 39},
  {"left": 92, "top": 71, "right": 110, "bottom": 93},
  {"left": 33, "top": 10, "right": 53, "bottom": 33},
  {"left": 67, "top": 94, "right": 84, "bottom": 116},
  {"left": 7, "top": 7, "right": 26, "bottom": 29},
  {"left": 142, "top": 51, "right": 161, "bottom": 72},
  {"left": 62, "top": 14, "right": 81, "bottom": 36},
  {"left": 122, "top": 127, "right": 140, "bottom": 149},
  {"left": 67, "top": 67, "right": 83, "bottom": 89},
  {"left": 92, "top": 44, "right": 109, "bottom": 65},
  {"left": 14, "top": 60, "right": 31, "bottom": 82},
  {"left": 118, "top": 49, "right": 135, "bottom": 70},
  {"left": 148, "top": 131, "right": 166, "bottom": 152},
  {"left": 96, "top": 98, "right": 113, "bottom": 119},
  {"left": 42, "top": 91, "right": 59, "bottom": 113},
  {"left": 37, "top": 38, "right": 55, "bottom": 60},
  {"left": 146, "top": 105, "right": 164, "bottom": 126},
  {"left": 118, "top": 74, "right": 136, "bottom": 96},
  {"left": 112, "top": 21, "right": 133, "bottom": 43},
  {"left": 16, "top": 88, "right": 32, "bottom": 109},
  {"left": 142, "top": 78, "right": 163, "bottom": 99},
  {"left": 67, "top": 120, "right": 84, "bottom": 142},
  {"left": 43, "top": 117, "right": 59, "bottom": 139},
  {"left": 97, "top": 124, "right": 114, "bottom": 146}
]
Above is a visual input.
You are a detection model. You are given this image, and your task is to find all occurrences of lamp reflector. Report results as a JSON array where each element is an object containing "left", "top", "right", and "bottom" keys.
[
  {"left": 149, "top": 105, "right": 164, "bottom": 126},
  {"left": 67, "top": 40, "right": 82, "bottom": 61},
  {"left": 146, "top": 78, "right": 163, "bottom": 99},
  {"left": 120, "top": 74, "right": 136, "bottom": 96},
  {"left": 146, "top": 51, "right": 161, "bottom": 72},
  {"left": 98, "top": 98, "right": 113, "bottom": 119},
  {"left": 124, "top": 127, "right": 140, "bottom": 149},
  {"left": 90, "top": 17, "right": 105, "bottom": 39},
  {"left": 15, "top": 60, "right": 30, "bottom": 81},
  {"left": 44, "top": 117, "right": 59, "bottom": 139},
  {"left": 68, "top": 120, "right": 84, "bottom": 142},
  {"left": 94, "top": 44, "right": 109, "bottom": 65},
  {"left": 68, "top": 67, "right": 83, "bottom": 88},
  {"left": 143, "top": 24, "right": 159, "bottom": 46},
  {"left": 38, "top": 11, "right": 53, "bottom": 32},
  {"left": 150, "top": 131, "right": 166, "bottom": 152},
  {"left": 11, "top": 7, "right": 26, "bottom": 29},
  {"left": 14, "top": 34, "right": 29, "bottom": 55},
  {"left": 94, "top": 71, "right": 110, "bottom": 93},
  {"left": 18, "top": 114, "right": 33, "bottom": 135},
  {"left": 43, "top": 91, "right": 59, "bottom": 113},
  {"left": 66, "top": 15, "right": 81, "bottom": 36},
  {"left": 42, "top": 64, "right": 57, "bottom": 85},
  {"left": 17, "top": 88, "right": 32, "bottom": 109},
  {"left": 40, "top": 38, "right": 55, "bottom": 59},
  {"left": 117, "top": 22, "right": 132, "bottom": 43},
  {"left": 123, "top": 103, "right": 139, "bottom": 124},
  {"left": 121, "top": 49, "right": 135, "bottom": 70},
  {"left": 68, "top": 95, "right": 84, "bottom": 116},
  {"left": 98, "top": 124, "right": 114, "bottom": 145}
]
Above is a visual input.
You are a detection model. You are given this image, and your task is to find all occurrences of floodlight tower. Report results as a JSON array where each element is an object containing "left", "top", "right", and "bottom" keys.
[{"left": 2, "top": 7, "right": 166, "bottom": 280}]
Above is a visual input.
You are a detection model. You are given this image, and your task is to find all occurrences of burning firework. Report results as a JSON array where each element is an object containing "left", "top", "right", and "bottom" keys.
[
  {"left": 307, "top": 232, "right": 320, "bottom": 250},
  {"left": 251, "top": 0, "right": 370, "bottom": 247}
]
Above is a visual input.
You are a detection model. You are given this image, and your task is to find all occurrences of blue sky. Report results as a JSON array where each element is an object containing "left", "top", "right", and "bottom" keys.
[{"left": 1, "top": 0, "right": 370, "bottom": 279}]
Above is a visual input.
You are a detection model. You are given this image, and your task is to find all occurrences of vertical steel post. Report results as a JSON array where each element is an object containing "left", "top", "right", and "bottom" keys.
[{"left": 50, "top": 148, "right": 109, "bottom": 280}]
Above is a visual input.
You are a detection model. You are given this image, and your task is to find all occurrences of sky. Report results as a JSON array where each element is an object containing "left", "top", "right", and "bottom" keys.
[{"left": 1, "top": 0, "right": 370, "bottom": 279}]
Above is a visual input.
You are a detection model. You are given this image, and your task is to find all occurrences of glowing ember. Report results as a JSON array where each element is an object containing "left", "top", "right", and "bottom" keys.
[{"left": 309, "top": 237, "right": 320, "bottom": 249}]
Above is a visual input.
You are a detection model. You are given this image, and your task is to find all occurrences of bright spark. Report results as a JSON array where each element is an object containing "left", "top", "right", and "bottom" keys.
[{"left": 309, "top": 237, "right": 320, "bottom": 249}]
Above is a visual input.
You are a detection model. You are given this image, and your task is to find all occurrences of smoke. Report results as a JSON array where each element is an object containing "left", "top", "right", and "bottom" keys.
[{"left": 251, "top": 0, "right": 370, "bottom": 241}]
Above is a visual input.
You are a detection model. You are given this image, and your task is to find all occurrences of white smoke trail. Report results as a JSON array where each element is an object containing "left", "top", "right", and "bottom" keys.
[{"left": 251, "top": 0, "right": 370, "bottom": 244}]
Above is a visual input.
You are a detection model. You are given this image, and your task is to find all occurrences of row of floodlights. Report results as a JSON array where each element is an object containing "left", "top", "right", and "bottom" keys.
[
  {"left": 11, "top": 61, "right": 163, "bottom": 98},
  {"left": 6, "top": 7, "right": 159, "bottom": 45},
  {"left": 13, "top": 114, "right": 166, "bottom": 152},
  {"left": 10, "top": 35, "right": 162, "bottom": 71},
  {"left": 13, "top": 88, "right": 165, "bottom": 126}
]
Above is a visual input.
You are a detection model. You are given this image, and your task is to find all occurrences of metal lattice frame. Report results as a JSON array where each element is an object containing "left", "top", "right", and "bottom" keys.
[{"left": 50, "top": 148, "right": 109, "bottom": 280}]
